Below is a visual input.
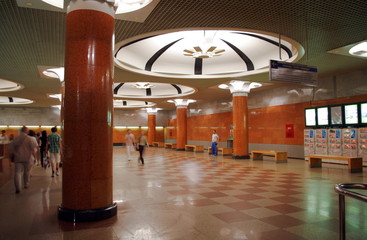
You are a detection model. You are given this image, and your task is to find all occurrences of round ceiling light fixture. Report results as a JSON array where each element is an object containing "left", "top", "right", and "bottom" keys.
[
  {"left": 0, "top": 79, "right": 23, "bottom": 92},
  {"left": 0, "top": 96, "right": 33, "bottom": 105},
  {"left": 349, "top": 42, "right": 367, "bottom": 57},
  {"left": 114, "top": 99, "right": 156, "bottom": 108},
  {"left": 113, "top": 82, "right": 195, "bottom": 99},
  {"left": 114, "top": 29, "right": 303, "bottom": 79}
]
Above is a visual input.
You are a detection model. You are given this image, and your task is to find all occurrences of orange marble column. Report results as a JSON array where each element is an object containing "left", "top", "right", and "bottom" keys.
[
  {"left": 176, "top": 107, "right": 187, "bottom": 151},
  {"left": 232, "top": 95, "right": 249, "bottom": 159},
  {"left": 59, "top": 0, "right": 116, "bottom": 222},
  {"left": 147, "top": 114, "right": 156, "bottom": 146}
]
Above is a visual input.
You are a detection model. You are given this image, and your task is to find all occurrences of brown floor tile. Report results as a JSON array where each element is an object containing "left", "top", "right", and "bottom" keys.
[
  {"left": 260, "top": 215, "right": 304, "bottom": 228},
  {"left": 213, "top": 211, "right": 255, "bottom": 223}
]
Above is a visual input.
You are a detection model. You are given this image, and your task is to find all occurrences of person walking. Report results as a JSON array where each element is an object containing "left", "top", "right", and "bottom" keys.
[
  {"left": 27, "top": 130, "right": 38, "bottom": 173},
  {"left": 47, "top": 127, "right": 62, "bottom": 177},
  {"left": 9, "top": 126, "right": 38, "bottom": 194},
  {"left": 125, "top": 129, "right": 135, "bottom": 161},
  {"left": 40, "top": 131, "right": 48, "bottom": 168},
  {"left": 211, "top": 130, "right": 219, "bottom": 156},
  {"left": 136, "top": 131, "right": 148, "bottom": 165}
]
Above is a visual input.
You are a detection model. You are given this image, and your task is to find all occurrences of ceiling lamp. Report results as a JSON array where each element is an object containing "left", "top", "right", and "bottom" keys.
[
  {"left": 132, "top": 82, "right": 154, "bottom": 89},
  {"left": 41, "top": 0, "right": 64, "bottom": 9},
  {"left": 349, "top": 42, "right": 367, "bottom": 57},
  {"left": 183, "top": 30, "right": 225, "bottom": 58},
  {"left": 112, "top": 0, "right": 153, "bottom": 14},
  {"left": 183, "top": 46, "right": 225, "bottom": 59}
]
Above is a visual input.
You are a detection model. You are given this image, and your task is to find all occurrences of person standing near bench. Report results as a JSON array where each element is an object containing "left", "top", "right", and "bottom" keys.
[{"left": 211, "top": 130, "right": 219, "bottom": 156}]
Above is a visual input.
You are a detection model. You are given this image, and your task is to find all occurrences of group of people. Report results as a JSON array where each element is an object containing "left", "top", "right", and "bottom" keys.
[
  {"left": 5, "top": 126, "right": 62, "bottom": 194},
  {"left": 125, "top": 129, "right": 148, "bottom": 164},
  {"left": 123, "top": 129, "right": 220, "bottom": 163}
]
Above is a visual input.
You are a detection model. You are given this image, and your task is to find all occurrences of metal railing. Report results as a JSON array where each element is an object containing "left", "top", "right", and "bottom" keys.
[{"left": 334, "top": 183, "right": 367, "bottom": 240}]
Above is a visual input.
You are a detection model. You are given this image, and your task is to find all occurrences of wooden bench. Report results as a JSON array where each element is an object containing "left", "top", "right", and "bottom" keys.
[
  {"left": 309, "top": 155, "right": 363, "bottom": 173},
  {"left": 152, "top": 142, "right": 165, "bottom": 148},
  {"left": 164, "top": 143, "right": 177, "bottom": 149},
  {"left": 208, "top": 147, "right": 232, "bottom": 156},
  {"left": 252, "top": 150, "right": 288, "bottom": 163},
  {"left": 185, "top": 145, "right": 204, "bottom": 152}
]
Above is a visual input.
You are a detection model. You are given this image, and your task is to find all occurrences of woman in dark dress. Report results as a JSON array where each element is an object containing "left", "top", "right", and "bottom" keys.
[{"left": 40, "top": 131, "right": 48, "bottom": 168}]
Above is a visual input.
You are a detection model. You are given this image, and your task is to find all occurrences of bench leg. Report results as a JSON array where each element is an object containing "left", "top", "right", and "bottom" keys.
[
  {"left": 309, "top": 157, "right": 322, "bottom": 168},
  {"left": 253, "top": 153, "right": 263, "bottom": 160},
  {"left": 275, "top": 152, "right": 288, "bottom": 163},
  {"left": 349, "top": 158, "right": 363, "bottom": 173}
]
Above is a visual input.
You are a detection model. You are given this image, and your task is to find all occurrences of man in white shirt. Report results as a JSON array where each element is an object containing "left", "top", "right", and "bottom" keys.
[
  {"left": 211, "top": 130, "right": 219, "bottom": 156},
  {"left": 125, "top": 129, "right": 135, "bottom": 161}
]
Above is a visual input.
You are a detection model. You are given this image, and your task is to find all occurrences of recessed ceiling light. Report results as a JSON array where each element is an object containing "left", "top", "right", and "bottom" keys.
[
  {"left": 349, "top": 42, "right": 367, "bottom": 57},
  {"left": 25, "top": 2, "right": 32, "bottom": 6}
]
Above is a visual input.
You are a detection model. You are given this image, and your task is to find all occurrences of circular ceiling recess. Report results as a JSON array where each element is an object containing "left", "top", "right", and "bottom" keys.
[
  {"left": 113, "top": 82, "right": 196, "bottom": 99},
  {"left": 0, "top": 96, "right": 33, "bottom": 105},
  {"left": 114, "top": 99, "right": 155, "bottom": 108},
  {"left": 0, "top": 79, "right": 22, "bottom": 92},
  {"left": 114, "top": 29, "right": 303, "bottom": 78}
]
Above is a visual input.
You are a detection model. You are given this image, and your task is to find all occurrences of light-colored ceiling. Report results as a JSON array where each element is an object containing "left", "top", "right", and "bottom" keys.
[{"left": 0, "top": 0, "right": 367, "bottom": 110}]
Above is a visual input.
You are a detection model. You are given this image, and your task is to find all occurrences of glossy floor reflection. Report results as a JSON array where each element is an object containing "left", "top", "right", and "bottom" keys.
[{"left": 0, "top": 147, "right": 366, "bottom": 239}]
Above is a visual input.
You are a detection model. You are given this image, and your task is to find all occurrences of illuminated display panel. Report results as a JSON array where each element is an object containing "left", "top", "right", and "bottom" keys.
[
  {"left": 305, "top": 108, "right": 316, "bottom": 127},
  {"left": 317, "top": 107, "right": 329, "bottom": 126},
  {"left": 361, "top": 103, "right": 367, "bottom": 124},
  {"left": 330, "top": 105, "right": 343, "bottom": 125},
  {"left": 344, "top": 104, "right": 359, "bottom": 125}
]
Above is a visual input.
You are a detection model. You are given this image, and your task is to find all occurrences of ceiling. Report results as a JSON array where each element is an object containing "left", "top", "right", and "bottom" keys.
[{"left": 0, "top": 0, "right": 367, "bottom": 110}]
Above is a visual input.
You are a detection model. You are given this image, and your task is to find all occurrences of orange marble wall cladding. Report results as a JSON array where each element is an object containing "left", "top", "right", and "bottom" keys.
[
  {"left": 187, "top": 112, "right": 233, "bottom": 142},
  {"left": 167, "top": 94, "right": 367, "bottom": 146},
  {"left": 113, "top": 127, "right": 164, "bottom": 143}
]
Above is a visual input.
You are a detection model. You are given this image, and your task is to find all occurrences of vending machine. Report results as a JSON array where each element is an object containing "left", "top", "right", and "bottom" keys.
[
  {"left": 358, "top": 128, "right": 367, "bottom": 166},
  {"left": 304, "top": 129, "right": 315, "bottom": 160},
  {"left": 315, "top": 129, "right": 328, "bottom": 155},
  {"left": 342, "top": 128, "right": 358, "bottom": 157},
  {"left": 328, "top": 129, "right": 342, "bottom": 156}
]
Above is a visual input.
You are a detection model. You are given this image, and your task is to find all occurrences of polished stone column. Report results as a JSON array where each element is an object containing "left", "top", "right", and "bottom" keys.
[
  {"left": 59, "top": 0, "right": 116, "bottom": 222},
  {"left": 232, "top": 93, "right": 249, "bottom": 158},
  {"left": 147, "top": 113, "right": 156, "bottom": 146},
  {"left": 169, "top": 99, "right": 195, "bottom": 151},
  {"left": 176, "top": 107, "right": 187, "bottom": 151},
  {"left": 220, "top": 81, "right": 261, "bottom": 159}
]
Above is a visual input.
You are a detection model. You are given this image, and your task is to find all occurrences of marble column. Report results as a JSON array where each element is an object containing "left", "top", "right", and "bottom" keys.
[
  {"left": 232, "top": 92, "right": 249, "bottom": 158},
  {"left": 146, "top": 108, "right": 158, "bottom": 146},
  {"left": 169, "top": 99, "right": 195, "bottom": 151},
  {"left": 59, "top": 0, "right": 116, "bottom": 222},
  {"left": 220, "top": 81, "right": 261, "bottom": 159}
]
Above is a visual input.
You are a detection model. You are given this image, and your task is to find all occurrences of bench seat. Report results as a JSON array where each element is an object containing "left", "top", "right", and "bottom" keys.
[
  {"left": 252, "top": 150, "right": 288, "bottom": 163},
  {"left": 309, "top": 155, "right": 363, "bottom": 173},
  {"left": 185, "top": 145, "right": 204, "bottom": 152},
  {"left": 164, "top": 143, "right": 177, "bottom": 149},
  {"left": 152, "top": 142, "right": 165, "bottom": 147},
  {"left": 208, "top": 147, "right": 232, "bottom": 156}
]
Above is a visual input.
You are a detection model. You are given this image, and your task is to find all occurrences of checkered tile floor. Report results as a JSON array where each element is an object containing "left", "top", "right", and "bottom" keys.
[{"left": 0, "top": 147, "right": 366, "bottom": 239}]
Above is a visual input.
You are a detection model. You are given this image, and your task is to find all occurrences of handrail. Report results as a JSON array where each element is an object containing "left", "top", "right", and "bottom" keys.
[{"left": 334, "top": 183, "right": 367, "bottom": 240}]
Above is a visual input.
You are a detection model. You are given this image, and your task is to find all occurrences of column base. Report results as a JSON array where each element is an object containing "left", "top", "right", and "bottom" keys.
[
  {"left": 176, "top": 148, "right": 185, "bottom": 151},
  {"left": 58, "top": 202, "right": 117, "bottom": 222},
  {"left": 232, "top": 155, "right": 250, "bottom": 159}
]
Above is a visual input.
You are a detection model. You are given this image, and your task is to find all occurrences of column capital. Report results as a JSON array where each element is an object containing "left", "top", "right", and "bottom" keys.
[
  {"left": 168, "top": 99, "right": 196, "bottom": 108},
  {"left": 219, "top": 80, "right": 261, "bottom": 95},
  {"left": 67, "top": 0, "right": 115, "bottom": 16},
  {"left": 146, "top": 108, "right": 161, "bottom": 115}
]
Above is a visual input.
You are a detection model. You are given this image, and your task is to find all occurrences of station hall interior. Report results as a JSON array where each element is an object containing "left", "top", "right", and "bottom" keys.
[{"left": 1, "top": 0, "right": 367, "bottom": 239}]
